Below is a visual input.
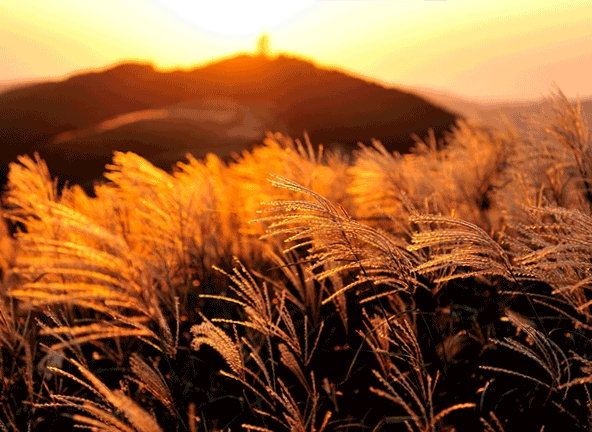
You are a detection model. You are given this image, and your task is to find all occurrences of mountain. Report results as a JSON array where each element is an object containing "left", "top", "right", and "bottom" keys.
[
  {"left": 0, "top": 54, "right": 459, "bottom": 192},
  {"left": 409, "top": 85, "right": 592, "bottom": 134}
]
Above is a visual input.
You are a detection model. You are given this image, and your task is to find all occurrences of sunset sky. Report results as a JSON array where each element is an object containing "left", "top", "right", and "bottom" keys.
[{"left": 1, "top": 0, "right": 591, "bottom": 101}]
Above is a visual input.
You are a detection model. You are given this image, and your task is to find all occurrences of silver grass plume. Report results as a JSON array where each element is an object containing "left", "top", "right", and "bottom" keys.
[{"left": 259, "top": 175, "right": 420, "bottom": 304}]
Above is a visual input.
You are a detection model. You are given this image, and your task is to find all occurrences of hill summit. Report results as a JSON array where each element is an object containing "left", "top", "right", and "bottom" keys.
[{"left": 0, "top": 54, "right": 459, "bottom": 191}]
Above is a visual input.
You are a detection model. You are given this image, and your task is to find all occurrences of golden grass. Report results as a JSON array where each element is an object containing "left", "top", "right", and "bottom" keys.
[{"left": 1, "top": 89, "right": 591, "bottom": 430}]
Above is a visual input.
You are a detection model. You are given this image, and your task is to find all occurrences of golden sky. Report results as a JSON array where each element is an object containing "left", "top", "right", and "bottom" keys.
[{"left": 1, "top": 0, "right": 591, "bottom": 101}]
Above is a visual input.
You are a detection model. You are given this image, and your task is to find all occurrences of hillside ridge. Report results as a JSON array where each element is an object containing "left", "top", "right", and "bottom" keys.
[{"left": 0, "top": 54, "right": 459, "bottom": 192}]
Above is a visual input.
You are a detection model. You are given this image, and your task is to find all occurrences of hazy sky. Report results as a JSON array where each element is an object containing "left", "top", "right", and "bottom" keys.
[{"left": 1, "top": 0, "right": 591, "bottom": 101}]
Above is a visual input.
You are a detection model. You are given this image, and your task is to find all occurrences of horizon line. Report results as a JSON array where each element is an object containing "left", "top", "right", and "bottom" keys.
[{"left": 1, "top": 51, "right": 590, "bottom": 106}]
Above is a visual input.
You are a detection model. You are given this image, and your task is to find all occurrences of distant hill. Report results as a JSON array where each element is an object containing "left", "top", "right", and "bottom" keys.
[
  {"left": 409, "top": 85, "right": 592, "bottom": 134},
  {"left": 0, "top": 54, "right": 459, "bottom": 192},
  {"left": 0, "top": 78, "right": 47, "bottom": 95}
]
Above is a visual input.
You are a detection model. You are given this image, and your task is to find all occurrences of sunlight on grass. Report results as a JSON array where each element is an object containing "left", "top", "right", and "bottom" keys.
[{"left": 1, "top": 89, "right": 591, "bottom": 431}]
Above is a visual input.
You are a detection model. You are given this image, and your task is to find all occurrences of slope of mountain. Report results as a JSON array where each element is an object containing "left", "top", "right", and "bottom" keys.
[{"left": 0, "top": 54, "right": 459, "bottom": 192}]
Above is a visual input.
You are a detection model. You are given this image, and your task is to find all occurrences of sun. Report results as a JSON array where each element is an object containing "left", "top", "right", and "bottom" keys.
[{"left": 151, "top": 0, "right": 317, "bottom": 38}]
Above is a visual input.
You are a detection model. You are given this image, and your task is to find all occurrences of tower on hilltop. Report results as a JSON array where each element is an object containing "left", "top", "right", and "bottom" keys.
[{"left": 256, "top": 34, "right": 270, "bottom": 58}]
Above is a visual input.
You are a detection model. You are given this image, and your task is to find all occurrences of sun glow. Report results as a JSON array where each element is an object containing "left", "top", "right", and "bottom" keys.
[
  {"left": 149, "top": 0, "right": 318, "bottom": 38},
  {"left": 1, "top": 0, "right": 590, "bottom": 99}
]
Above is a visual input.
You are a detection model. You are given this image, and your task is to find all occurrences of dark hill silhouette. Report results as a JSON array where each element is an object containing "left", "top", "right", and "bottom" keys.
[{"left": 0, "top": 54, "right": 459, "bottom": 192}]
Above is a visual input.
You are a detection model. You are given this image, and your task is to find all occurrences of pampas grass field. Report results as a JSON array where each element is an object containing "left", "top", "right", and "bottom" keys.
[{"left": 1, "top": 88, "right": 592, "bottom": 431}]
